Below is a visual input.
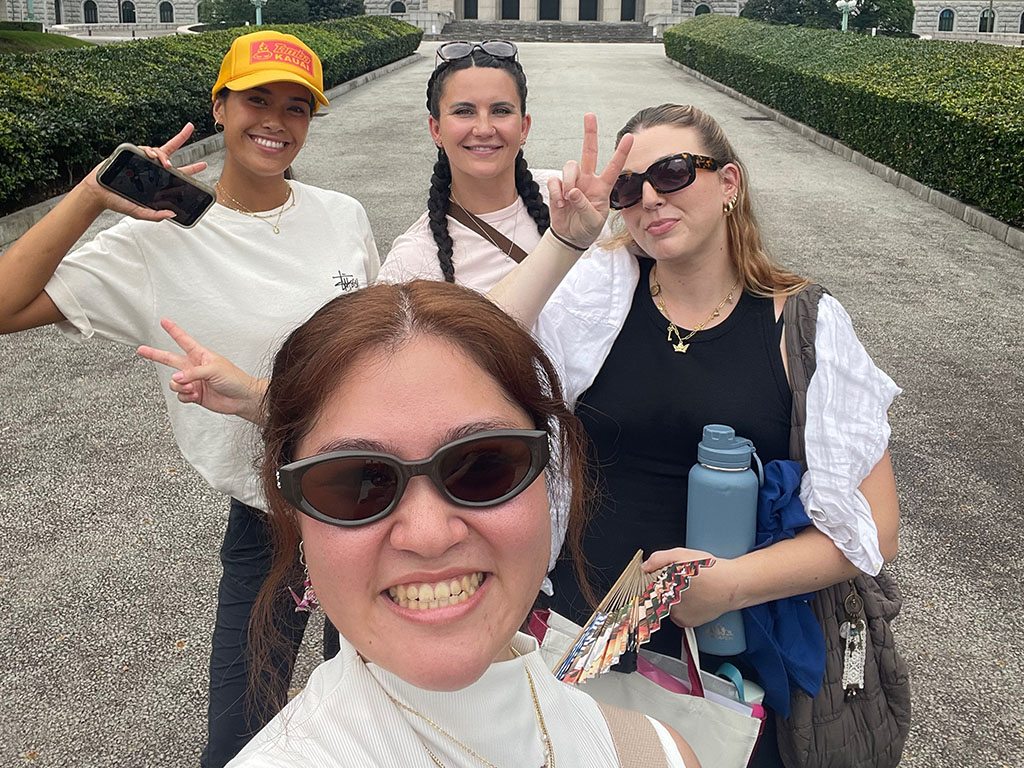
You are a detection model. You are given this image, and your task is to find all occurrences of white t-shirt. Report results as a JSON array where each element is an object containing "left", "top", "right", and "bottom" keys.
[
  {"left": 378, "top": 169, "right": 558, "bottom": 290},
  {"left": 227, "top": 632, "right": 686, "bottom": 767},
  {"left": 44, "top": 181, "right": 379, "bottom": 509}
]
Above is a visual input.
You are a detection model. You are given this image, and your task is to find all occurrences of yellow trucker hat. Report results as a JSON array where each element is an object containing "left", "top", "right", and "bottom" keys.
[{"left": 212, "top": 31, "right": 328, "bottom": 111}]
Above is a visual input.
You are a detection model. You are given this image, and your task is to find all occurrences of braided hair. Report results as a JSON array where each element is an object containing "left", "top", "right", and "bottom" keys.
[{"left": 426, "top": 50, "right": 549, "bottom": 283}]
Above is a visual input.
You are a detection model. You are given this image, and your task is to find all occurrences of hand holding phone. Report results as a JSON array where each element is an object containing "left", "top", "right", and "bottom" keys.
[{"left": 96, "top": 141, "right": 216, "bottom": 228}]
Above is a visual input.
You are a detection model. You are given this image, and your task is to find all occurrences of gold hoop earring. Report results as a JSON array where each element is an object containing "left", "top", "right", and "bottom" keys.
[
  {"left": 214, "top": 122, "right": 224, "bottom": 134},
  {"left": 723, "top": 194, "right": 738, "bottom": 215}
]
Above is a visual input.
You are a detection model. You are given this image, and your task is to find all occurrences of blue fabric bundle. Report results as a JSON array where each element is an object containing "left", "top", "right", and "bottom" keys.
[{"left": 739, "top": 459, "right": 825, "bottom": 716}]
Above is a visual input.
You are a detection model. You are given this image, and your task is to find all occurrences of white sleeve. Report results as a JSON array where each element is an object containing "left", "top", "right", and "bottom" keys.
[
  {"left": 647, "top": 717, "right": 689, "bottom": 768},
  {"left": 43, "top": 218, "right": 155, "bottom": 347},
  {"left": 800, "top": 294, "right": 902, "bottom": 575},
  {"left": 377, "top": 225, "right": 444, "bottom": 285},
  {"left": 357, "top": 203, "right": 380, "bottom": 284}
]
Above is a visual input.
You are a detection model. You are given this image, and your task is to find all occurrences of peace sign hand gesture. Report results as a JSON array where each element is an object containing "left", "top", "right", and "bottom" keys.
[
  {"left": 137, "top": 318, "right": 267, "bottom": 424},
  {"left": 546, "top": 113, "right": 634, "bottom": 250}
]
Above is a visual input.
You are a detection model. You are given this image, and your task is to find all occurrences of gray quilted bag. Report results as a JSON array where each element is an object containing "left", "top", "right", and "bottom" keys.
[{"left": 776, "top": 285, "right": 911, "bottom": 768}]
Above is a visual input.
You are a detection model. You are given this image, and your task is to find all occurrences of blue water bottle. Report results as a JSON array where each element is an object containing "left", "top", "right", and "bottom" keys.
[{"left": 686, "top": 424, "right": 763, "bottom": 656}]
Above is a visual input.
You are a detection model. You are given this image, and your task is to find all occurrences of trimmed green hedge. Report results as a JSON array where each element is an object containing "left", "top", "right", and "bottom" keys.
[
  {"left": 664, "top": 16, "right": 1024, "bottom": 228},
  {"left": 0, "top": 21, "right": 44, "bottom": 32},
  {"left": 0, "top": 16, "right": 422, "bottom": 215}
]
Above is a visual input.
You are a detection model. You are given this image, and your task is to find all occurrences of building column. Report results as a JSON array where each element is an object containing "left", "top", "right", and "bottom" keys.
[
  {"left": 521, "top": 0, "right": 537, "bottom": 19},
  {"left": 600, "top": 0, "right": 618, "bottom": 19},
  {"left": 563, "top": 0, "right": 579, "bottom": 19}
]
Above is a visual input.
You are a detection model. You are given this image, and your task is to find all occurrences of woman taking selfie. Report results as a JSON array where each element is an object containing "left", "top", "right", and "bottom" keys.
[
  {"left": 226, "top": 280, "right": 698, "bottom": 768},
  {"left": 379, "top": 40, "right": 555, "bottom": 289},
  {"left": 0, "top": 31, "right": 377, "bottom": 768},
  {"left": 491, "top": 103, "right": 901, "bottom": 766}
]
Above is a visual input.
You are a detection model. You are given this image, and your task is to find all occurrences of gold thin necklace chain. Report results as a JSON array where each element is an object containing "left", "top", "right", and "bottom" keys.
[
  {"left": 215, "top": 181, "right": 295, "bottom": 235},
  {"left": 450, "top": 193, "right": 520, "bottom": 262},
  {"left": 384, "top": 654, "right": 554, "bottom": 768},
  {"left": 650, "top": 264, "right": 740, "bottom": 354}
]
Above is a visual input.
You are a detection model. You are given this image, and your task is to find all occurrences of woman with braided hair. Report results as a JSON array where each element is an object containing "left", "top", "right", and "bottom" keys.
[{"left": 378, "top": 41, "right": 556, "bottom": 290}]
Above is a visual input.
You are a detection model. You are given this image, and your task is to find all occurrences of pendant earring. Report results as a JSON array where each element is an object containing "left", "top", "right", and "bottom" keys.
[
  {"left": 289, "top": 541, "right": 319, "bottom": 613},
  {"left": 723, "top": 194, "right": 738, "bottom": 215}
]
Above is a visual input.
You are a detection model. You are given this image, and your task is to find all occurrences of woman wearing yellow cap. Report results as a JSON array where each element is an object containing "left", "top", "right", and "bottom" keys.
[{"left": 0, "top": 31, "right": 378, "bottom": 768}]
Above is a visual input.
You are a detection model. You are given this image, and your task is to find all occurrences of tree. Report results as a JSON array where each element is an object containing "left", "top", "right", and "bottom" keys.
[
  {"left": 849, "top": 0, "right": 915, "bottom": 34},
  {"left": 306, "top": 0, "right": 364, "bottom": 21},
  {"left": 740, "top": 0, "right": 839, "bottom": 28},
  {"left": 263, "top": 0, "right": 311, "bottom": 23},
  {"left": 740, "top": 0, "right": 913, "bottom": 34},
  {"left": 200, "top": 0, "right": 310, "bottom": 25}
]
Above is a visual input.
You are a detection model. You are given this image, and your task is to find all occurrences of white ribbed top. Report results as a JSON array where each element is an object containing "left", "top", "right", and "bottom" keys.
[{"left": 227, "top": 633, "right": 684, "bottom": 767}]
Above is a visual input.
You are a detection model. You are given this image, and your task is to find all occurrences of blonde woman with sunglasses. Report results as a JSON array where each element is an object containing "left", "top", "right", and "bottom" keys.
[
  {"left": 0, "top": 32, "right": 378, "bottom": 768},
  {"left": 490, "top": 103, "right": 902, "bottom": 768}
]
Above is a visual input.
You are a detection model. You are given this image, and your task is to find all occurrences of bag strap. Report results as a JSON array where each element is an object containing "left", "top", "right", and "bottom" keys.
[
  {"left": 596, "top": 701, "right": 670, "bottom": 768},
  {"left": 782, "top": 283, "right": 829, "bottom": 469},
  {"left": 447, "top": 200, "right": 531, "bottom": 264}
]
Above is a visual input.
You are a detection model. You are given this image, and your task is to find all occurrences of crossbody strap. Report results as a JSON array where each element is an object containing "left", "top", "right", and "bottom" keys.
[
  {"left": 448, "top": 200, "right": 531, "bottom": 264},
  {"left": 782, "top": 283, "right": 829, "bottom": 468},
  {"left": 596, "top": 701, "right": 670, "bottom": 768}
]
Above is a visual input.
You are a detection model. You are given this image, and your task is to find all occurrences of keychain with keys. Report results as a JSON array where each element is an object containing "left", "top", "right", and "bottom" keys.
[{"left": 839, "top": 581, "right": 866, "bottom": 699}]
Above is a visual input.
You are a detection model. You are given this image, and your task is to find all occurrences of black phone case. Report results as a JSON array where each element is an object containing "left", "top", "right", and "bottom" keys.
[{"left": 96, "top": 143, "right": 216, "bottom": 228}]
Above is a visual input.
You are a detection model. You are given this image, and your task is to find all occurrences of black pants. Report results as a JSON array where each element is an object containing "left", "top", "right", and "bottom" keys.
[{"left": 201, "top": 499, "right": 309, "bottom": 768}]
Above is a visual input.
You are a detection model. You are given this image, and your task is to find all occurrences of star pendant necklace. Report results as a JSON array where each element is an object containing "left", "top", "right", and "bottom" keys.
[
  {"left": 215, "top": 181, "right": 295, "bottom": 235},
  {"left": 650, "top": 263, "right": 740, "bottom": 353}
]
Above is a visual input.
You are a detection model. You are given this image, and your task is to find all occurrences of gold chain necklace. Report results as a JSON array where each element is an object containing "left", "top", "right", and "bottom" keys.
[
  {"left": 650, "top": 264, "right": 739, "bottom": 354},
  {"left": 450, "top": 193, "right": 521, "bottom": 262},
  {"left": 215, "top": 181, "right": 295, "bottom": 235},
  {"left": 384, "top": 654, "right": 554, "bottom": 768}
]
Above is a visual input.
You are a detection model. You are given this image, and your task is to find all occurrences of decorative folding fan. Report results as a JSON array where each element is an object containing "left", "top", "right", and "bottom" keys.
[{"left": 553, "top": 549, "right": 714, "bottom": 684}]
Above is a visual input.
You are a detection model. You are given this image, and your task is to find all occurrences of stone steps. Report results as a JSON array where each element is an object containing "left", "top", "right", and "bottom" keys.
[{"left": 437, "top": 20, "right": 657, "bottom": 43}]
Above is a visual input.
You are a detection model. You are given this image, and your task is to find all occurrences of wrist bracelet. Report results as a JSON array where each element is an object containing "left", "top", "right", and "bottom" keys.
[{"left": 548, "top": 227, "right": 587, "bottom": 252}]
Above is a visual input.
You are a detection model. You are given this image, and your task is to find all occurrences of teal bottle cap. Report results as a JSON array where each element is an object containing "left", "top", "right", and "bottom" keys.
[{"left": 697, "top": 424, "right": 755, "bottom": 469}]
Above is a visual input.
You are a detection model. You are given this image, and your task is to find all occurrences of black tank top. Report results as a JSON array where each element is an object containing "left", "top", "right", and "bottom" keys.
[{"left": 548, "top": 257, "right": 792, "bottom": 656}]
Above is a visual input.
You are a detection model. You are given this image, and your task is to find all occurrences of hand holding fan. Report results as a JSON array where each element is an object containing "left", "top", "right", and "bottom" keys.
[{"left": 553, "top": 549, "right": 713, "bottom": 684}]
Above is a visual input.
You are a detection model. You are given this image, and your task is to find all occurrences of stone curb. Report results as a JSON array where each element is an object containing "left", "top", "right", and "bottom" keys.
[
  {"left": 665, "top": 57, "right": 1024, "bottom": 253},
  {"left": 0, "top": 53, "right": 422, "bottom": 251}
]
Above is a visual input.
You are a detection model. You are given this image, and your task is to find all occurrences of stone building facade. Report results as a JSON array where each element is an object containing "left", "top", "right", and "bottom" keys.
[
  {"left": 2, "top": 0, "right": 196, "bottom": 26},
  {"left": 913, "top": 0, "right": 1024, "bottom": 42},
  {"left": 366, "top": 0, "right": 741, "bottom": 24},
  {"left": 369, "top": 0, "right": 1024, "bottom": 44}
]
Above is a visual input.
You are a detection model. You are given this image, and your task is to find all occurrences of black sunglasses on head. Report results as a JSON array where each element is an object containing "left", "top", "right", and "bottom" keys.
[
  {"left": 610, "top": 152, "right": 721, "bottom": 210},
  {"left": 435, "top": 40, "right": 518, "bottom": 66},
  {"left": 277, "top": 429, "right": 549, "bottom": 527}
]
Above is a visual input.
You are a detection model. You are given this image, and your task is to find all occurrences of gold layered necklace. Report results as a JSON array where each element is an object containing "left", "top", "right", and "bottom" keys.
[
  {"left": 384, "top": 649, "right": 554, "bottom": 768},
  {"left": 650, "top": 264, "right": 739, "bottom": 354},
  {"left": 450, "top": 193, "right": 521, "bottom": 261},
  {"left": 215, "top": 181, "right": 295, "bottom": 235}
]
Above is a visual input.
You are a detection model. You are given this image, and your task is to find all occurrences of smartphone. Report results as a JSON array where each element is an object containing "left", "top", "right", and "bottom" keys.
[{"left": 96, "top": 143, "right": 216, "bottom": 228}]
